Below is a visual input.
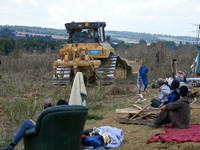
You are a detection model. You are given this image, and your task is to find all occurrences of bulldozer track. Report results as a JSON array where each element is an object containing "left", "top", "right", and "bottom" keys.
[
  {"left": 53, "top": 66, "right": 71, "bottom": 87},
  {"left": 53, "top": 54, "right": 132, "bottom": 86},
  {"left": 96, "top": 54, "right": 132, "bottom": 86}
]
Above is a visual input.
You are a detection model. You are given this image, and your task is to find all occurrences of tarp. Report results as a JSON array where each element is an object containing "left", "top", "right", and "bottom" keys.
[
  {"left": 196, "top": 46, "right": 200, "bottom": 73},
  {"left": 147, "top": 124, "right": 200, "bottom": 144},
  {"left": 69, "top": 72, "right": 87, "bottom": 105}
]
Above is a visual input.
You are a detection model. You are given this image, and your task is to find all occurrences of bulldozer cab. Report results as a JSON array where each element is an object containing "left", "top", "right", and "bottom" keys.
[{"left": 65, "top": 22, "right": 106, "bottom": 43}]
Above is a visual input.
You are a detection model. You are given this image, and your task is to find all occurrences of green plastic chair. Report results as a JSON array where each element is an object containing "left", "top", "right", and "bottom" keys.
[{"left": 23, "top": 105, "right": 88, "bottom": 150}]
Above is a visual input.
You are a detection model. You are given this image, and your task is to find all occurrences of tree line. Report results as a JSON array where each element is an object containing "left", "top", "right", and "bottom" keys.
[
  {"left": 0, "top": 28, "right": 67, "bottom": 55},
  {"left": 0, "top": 25, "right": 196, "bottom": 44},
  {"left": 0, "top": 27, "right": 195, "bottom": 56}
]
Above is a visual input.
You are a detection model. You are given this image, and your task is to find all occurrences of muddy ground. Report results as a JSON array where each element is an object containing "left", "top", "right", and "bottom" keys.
[{"left": 1, "top": 86, "right": 200, "bottom": 150}]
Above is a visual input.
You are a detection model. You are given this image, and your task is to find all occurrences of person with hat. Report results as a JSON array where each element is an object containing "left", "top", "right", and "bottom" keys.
[
  {"left": 151, "top": 78, "right": 171, "bottom": 108},
  {"left": 0, "top": 98, "right": 53, "bottom": 150},
  {"left": 148, "top": 85, "right": 190, "bottom": 129}
]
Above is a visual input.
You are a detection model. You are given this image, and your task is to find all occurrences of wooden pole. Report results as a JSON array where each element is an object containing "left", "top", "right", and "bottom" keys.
[
  {"left": 192, "top": 58, "right": 196, "bottom": 76},
  {"left": 130, "top": 103, "right": 151, "bottom": 119},
  {"left": 133, "top": 104, "right": 143, "bottom": 110}
]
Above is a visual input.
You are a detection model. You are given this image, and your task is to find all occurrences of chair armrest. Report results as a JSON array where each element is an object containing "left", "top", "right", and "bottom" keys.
[{"left": 24, "top": 128, "right": 37, "bottom": 137}]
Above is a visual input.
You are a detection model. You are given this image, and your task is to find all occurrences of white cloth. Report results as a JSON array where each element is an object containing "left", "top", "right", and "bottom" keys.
[{"left": 69, "top": 72, "right": 87, "bottom": 105}]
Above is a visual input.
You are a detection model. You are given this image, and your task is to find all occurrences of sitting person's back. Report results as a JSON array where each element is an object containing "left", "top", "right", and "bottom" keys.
[
  {"left": 165, "top": 86, "right": 190, "bottom": 128},
  {"left": 148, "top": 86, "right": 190, "bottom": 129}
]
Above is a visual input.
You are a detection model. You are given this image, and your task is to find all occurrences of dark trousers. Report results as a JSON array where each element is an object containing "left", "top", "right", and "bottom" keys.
[
  {"left": 154, "top": 110, "right": 173, "bottom": 127},
  {"left": 151, "top": 98, "right": 162, "bottom": 108}
]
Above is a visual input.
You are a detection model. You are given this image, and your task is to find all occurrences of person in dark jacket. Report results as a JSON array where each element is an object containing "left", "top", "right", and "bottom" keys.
[
  {"left": 148, "top": 86, "right": 190, "bottom": 129},
  {"left": 158, "top": 79, "right": 180, "bottom": 110}
]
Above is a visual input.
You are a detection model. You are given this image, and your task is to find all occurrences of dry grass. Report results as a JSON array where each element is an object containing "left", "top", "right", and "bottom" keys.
[
  {"left": 0, "top": 42, "right": 197, "bottom": 149},
  {"left": 117, "top": 42, "right": 196, "bottom": 82}
]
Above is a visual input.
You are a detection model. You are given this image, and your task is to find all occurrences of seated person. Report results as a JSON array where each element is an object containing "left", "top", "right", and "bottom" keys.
[
  {"left": 148, "top": 86, "right": 190, "bottom": 129},
  {"left": 56, "top": 99, "right": 68, "bottom": 105},
  {"left": 176, "top": 70, "right": 186, "bottom": 82},
  {"left": 87, "top": 29, "right": 94, "bottom": 42},
  {"left": 0, "top": 98, "right": 53, "bottom": 150},
  {"left": 151, "top": 78, "right": 171, "bottom": 108},
  {"left": 1, "top": 99, "right": 69, "bottom": 150},
  {"left": 158, "top": 79, "right": 180, "bottom": 110}
]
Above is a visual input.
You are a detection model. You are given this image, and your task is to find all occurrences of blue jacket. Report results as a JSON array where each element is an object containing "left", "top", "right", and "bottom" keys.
[{"left": 139, "top": 65, "right": 148, "bottom": 90}]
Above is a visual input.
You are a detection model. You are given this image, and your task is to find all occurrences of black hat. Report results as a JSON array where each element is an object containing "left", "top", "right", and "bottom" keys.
[
  {"left": 180, "top": 86, "right": 188, "bottom": 97},
  {"left": 171, "top": 79, "right": 180, "bottom": 90},
  {"left": 57, "top": 99, "right": 68, "bottom": 106}
]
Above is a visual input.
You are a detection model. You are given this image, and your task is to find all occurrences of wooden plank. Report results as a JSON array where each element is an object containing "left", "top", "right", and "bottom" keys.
[
  {"left": 119, "top": 117, "right": 151, "bottom": 125},
  {"left": 116, "top": 109, "right": 140, "bottom": 114},
  {"left": 116, "top": 108, "right": 158, "bottom": 114},
  {"left": 130, "top": 103, "right": 152, "bottom": 119},
  {"left": 120, "top": 114, "right": 130, "bottom": 119}
]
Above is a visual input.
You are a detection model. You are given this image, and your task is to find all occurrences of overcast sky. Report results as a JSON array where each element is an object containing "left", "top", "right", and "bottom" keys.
[{"left": 0, "top": 0, "right": 200, "bottom": 37}]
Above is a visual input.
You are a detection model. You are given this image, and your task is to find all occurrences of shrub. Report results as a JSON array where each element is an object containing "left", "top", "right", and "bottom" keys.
[{"left": 1, "top": 96, "right": 41, "bottom": 127}]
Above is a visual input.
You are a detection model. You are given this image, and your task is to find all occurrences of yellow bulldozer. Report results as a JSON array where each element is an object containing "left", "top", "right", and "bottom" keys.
[{"left": 53, "top": 22, "right": 142, "bottom": 86}]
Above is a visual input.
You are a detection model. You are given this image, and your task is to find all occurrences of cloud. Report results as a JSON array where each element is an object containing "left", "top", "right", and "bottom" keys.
[
  {"left": 15, "top": 0, "right": 25, "bottom": 3},
  {"left": 30, "top": 0, "right": 40, "bottom": 6},
  {"left": 48, "top": 4, "right": 66, "bottom": 18},
  {"left": 1, "top": 0, "right": 200, "bottom": 36}
]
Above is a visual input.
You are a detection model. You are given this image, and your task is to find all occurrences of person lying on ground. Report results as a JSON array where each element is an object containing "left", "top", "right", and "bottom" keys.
[
  {"left": 148, "top": 85, "right": 190, "bottom": 129},
  {"left": 0, "top": 98, "right": 53, "bottom": 150},
  {"left": 151, "top": 78, "right": 171, "bottom": 108},
  {"left": 158, "top": 79, "right": 180, "bottom": 112}
]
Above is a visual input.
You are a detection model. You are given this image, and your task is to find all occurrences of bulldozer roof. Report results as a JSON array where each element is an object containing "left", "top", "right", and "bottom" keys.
[{"left": 65, "top": 22, "right": 106, "bottom": 30}]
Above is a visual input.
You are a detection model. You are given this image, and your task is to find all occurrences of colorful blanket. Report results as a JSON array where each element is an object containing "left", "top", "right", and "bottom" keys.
[
  {"left": 147, "top": 124, "right": 200, "bottom": 144},
  {"left": 97, "top": 126, "right": 124, "bottom": 148}
]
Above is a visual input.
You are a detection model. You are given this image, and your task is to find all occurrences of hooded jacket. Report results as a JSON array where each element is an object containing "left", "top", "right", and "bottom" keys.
[
  {"left": 158, "top": 84, "right": 171, "bottom": 103},
  {"left": 165, "top": 96, "right": 190, "bottom": 128},
  {"left": 138, "top": 65, "right": 148, "bottom": 90}
]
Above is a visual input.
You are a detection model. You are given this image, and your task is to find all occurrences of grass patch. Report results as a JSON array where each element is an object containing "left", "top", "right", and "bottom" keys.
[
  {"left": 0, "top": 136, "right": 13, "bottom": 147},
  {"left": 88, "top": 103, "right": 103, "bottom": 111},
  {"left": 87, "top": 113, "right": 103, "bottom": 120}
]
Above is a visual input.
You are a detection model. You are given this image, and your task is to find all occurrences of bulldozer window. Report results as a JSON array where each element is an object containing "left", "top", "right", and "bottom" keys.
[{"left": 71, "top": 29, "right": 96, "bottom": 43}]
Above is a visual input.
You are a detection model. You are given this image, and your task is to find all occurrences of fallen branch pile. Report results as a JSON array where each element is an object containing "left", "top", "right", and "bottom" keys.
[{"left": 116, "top": 103, "right": 158, "bottom": 125}]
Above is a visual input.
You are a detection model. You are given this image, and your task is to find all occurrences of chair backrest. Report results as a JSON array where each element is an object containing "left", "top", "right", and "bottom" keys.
[{"left": 24, "top": 105, "right": 88, "bottom": 150}]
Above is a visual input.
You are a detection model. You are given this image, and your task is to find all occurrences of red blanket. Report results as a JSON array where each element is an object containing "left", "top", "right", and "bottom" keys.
[{"left": 147, "top": 124, "right": 200, "bottom": 144}]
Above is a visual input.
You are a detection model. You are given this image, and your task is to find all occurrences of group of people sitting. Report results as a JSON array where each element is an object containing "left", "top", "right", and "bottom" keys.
[
  {"left": 0, "top": 99, "right": 69, "bottom": 150},
  {"left": 148, "top": 78, "right": 190, "bottom": 129}
]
